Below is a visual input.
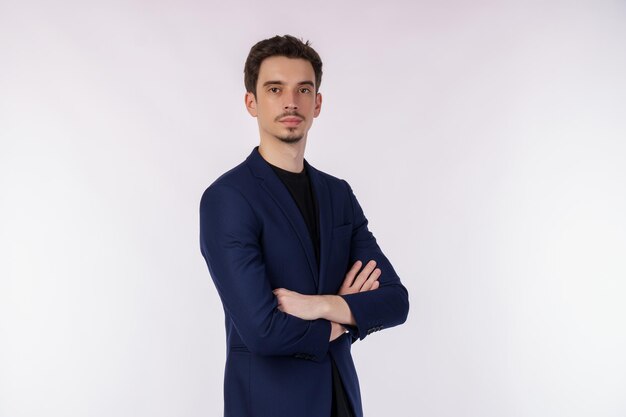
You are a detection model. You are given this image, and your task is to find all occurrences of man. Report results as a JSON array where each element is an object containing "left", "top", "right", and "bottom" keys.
[{"left": 199, "top": 34, "right": 409, "bottom": 417}]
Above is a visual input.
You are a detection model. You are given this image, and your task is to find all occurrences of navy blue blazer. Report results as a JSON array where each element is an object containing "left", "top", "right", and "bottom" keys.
[{"left": 199, "top": 146, "right": 409, "bottom": 417}]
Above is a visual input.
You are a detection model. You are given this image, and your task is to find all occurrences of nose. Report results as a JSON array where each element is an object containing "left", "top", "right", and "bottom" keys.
[{"left": 283, "top": 91, "right": 298, "bottom": 110}]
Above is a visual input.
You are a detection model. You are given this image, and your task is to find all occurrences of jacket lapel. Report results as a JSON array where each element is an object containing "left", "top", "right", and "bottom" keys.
[
  {"left": 305, "top": 157, "right": 332, "bottom": 295},
  {"left": 246, "top": 146, "right": 331, "bottom": 293}
]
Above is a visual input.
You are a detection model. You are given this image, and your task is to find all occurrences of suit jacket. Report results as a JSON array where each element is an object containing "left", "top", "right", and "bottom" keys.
[{"left": 199, "top": 146, "right": 410, "bottom": 417}]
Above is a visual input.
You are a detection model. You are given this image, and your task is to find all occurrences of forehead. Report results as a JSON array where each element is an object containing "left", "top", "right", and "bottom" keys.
[{"left": 257, "top": 56, "right": 315, "bottom": 84}]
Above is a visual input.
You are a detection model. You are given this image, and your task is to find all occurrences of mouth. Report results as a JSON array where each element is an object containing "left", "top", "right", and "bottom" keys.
[{"left": 279, "top": 118, "right": 303, "bottom": 127}]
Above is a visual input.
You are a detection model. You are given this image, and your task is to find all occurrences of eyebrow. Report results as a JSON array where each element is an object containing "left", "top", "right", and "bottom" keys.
[{"left": 262, "top": 80, "right": 315, "bottom": 88}]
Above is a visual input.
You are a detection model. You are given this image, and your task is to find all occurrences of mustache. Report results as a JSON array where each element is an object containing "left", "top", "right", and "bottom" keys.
[{"left": 276, "top": 112, "right": 305, "bottom": 120}]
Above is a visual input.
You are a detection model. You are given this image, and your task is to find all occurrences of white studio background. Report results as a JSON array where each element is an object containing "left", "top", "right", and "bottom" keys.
[{"left": 1, "top": 1, "right": 625, "bottom": 416}]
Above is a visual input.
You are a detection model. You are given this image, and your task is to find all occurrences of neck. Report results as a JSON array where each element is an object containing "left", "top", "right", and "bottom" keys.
[{"left": 258, "top": 137, "right": 307, "bottom": 173}]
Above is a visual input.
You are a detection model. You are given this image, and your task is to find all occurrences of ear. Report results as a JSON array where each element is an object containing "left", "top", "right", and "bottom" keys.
[
  {"left": 313, "top": 92, "right": 322, "bottom": 118},
  {"left": 245, "top": 91, "right": 258, "bottom": 117}
]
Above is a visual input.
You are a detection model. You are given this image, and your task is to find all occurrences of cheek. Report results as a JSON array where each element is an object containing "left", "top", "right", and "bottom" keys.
[{"left": 258, "top": 111, "right": 274, "bottom": 124}]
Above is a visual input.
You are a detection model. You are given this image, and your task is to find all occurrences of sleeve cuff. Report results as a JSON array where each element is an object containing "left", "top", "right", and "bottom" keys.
[{"left": 292, "top": 318, "right": 332, "bottom": 362}]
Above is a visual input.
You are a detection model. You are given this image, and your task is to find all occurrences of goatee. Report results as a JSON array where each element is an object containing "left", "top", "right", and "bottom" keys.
[{"left": 276, "top": 133, "right": 304, "bottom": 144}]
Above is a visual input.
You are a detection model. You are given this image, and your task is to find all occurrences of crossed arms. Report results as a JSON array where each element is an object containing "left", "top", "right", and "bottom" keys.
[
  {"left": 199, "top": 180, "right": 409, "bottom": 363},
  {"left": 273, "top": 259, "right": 382, "bottom": 342}
]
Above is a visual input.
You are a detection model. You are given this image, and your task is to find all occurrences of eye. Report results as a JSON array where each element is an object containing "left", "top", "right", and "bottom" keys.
[
  {"left": 269, "top": 87, "right": 280, "bottom": 93},
  {"left": 300, "top": 87, "right": 311, "bottom": 93}
]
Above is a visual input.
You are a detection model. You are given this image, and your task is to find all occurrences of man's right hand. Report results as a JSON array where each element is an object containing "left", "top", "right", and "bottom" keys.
[{"left": 330, "top": 260, "right": 381, "bottom": 341}]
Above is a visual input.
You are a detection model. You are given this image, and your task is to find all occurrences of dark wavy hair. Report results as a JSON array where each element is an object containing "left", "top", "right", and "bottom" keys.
[{"left": 244, "top": 34, "right": 323, "bottom": 98}]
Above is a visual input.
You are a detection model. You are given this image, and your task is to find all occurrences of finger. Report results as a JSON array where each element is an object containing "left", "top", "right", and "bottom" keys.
[
  {"left": 360, "top": 268, "right": 381, "bottom": 292},
  {"left": 354, "top": 260, "right": 377, "bottom": 290},
  {"left": 341, "top": 260, "right": 362, "bottom": 289}
]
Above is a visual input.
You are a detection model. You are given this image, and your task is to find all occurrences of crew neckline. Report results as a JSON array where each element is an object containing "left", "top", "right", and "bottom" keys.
[{"left": 267, "top": 161, "right": 308, "bottom": 177}]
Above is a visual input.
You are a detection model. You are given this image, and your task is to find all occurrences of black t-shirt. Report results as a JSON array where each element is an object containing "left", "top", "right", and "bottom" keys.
[
  {"left": 268, "top": 161, "right": 355, "bottom": 417},
  {"left": 269, "top": 162, "right": 321, "bottom": 265}
]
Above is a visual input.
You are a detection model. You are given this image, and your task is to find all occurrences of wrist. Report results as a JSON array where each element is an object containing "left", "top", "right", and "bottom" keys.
[{"left": 317, "top": 295, "right": 333, "bottom": 320}]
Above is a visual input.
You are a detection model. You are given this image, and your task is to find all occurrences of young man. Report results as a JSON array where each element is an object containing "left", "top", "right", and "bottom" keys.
[{"left": 199, "top": 34, "right": 409, "bottom": 417}]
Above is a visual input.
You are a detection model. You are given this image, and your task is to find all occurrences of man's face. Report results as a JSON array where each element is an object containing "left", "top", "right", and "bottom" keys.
[{"left": 245, "top": 56, "right": 322, "bottom": 144}]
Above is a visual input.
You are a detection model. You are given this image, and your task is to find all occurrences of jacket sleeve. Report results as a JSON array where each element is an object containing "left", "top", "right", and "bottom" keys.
[
  {"left": 199, "top": 183, "right": 331, "bottom": 362},
  {"left": 338, "top": 180, "right": 410, "bottom": 342}
]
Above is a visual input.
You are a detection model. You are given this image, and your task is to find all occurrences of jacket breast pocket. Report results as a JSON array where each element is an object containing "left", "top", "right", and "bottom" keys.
[{"left": 332, "top": 223, "right": 352, "bottom": 241}]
